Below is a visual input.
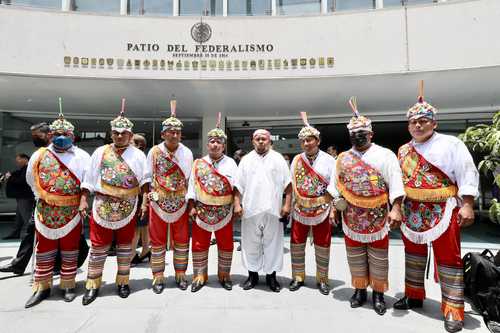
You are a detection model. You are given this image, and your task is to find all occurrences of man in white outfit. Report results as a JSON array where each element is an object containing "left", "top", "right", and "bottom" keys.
[{"left": 234, "top": 129, "right": 291, "bottom": 292}]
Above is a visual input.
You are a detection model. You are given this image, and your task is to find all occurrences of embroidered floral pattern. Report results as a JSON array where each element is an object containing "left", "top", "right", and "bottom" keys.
[
  {"left": 194, "top": 159, "right": 232, "bottom": 196},
  {"left": 294, "top": 156, "right": 328, "bottom": 198},
  {"left": 100, "top": 146, "right": 139, "bottom": 189},
  {"left": 95, "top": 194, "right": 137, "bottom": 222},
  {"left": 196, "top": 202, "right": 232, "bottom": 226},
  {"left": 153, "top": 147, "right": 186, "bottom": 192},
  {"left": 337, "top": 152, "right": 387, "bottom": 197},
  {"left": 398, "top": 143, "right": 450, "bottom": 189},
  {"left": 38, "top": 151, "right": 80, "bottom": 195},
  {"left": 156, "top": 196, "right": 186, "bottom": 213},
  {"left": 344, "top": 204, "right": 387, "bottom": 234},
  {"left": 403, "top": 200, "right": 446, "bottom": 232},
  {"left": 36, "top": 200, "right": 79, "bottom": 229}
]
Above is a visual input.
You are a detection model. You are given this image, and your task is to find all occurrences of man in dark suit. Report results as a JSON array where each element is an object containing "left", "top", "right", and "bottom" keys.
[{"left": 3, "top": 153, "right": 35, "bottom": 240}]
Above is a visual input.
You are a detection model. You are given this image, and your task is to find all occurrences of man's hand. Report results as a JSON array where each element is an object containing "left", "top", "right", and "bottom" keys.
[
  {"left": 78, "top": 196, "right": 89, "bottom": 219},
  {"left": 280, "top": 203, "right": 291, "bottom": 218},
  {"left": 329, "top": 207, "right": 339, "bottom": 226},
  {"left": 458, "top": 197, "right": 475, "bottom": 228},
  {"left": 387, "top": 206, "right": 402, "bottom": 229},
  {"left": 189, "top": 207, "right": 197, "bottom": 218},
  {"left": 233, "top": 203, "right": 243, "bottom": 218}
]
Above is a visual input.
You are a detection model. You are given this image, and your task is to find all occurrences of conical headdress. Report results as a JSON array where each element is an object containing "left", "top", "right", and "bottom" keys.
[
  {"left": 346, "top": 96, "right": 372, "bottom": 133},
  {"left": 49, "top": 97, "right": 75, "bottom": 133}
]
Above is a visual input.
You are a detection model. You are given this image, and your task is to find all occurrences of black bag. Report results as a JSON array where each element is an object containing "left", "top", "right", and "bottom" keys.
[{"left": 463, "top": 249, "right": 500, "bottom": 330}]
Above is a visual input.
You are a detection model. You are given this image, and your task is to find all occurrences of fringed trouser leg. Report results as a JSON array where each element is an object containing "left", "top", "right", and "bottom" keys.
[{"left": 345, "top": 235, "right": 389, "bottom": 292}]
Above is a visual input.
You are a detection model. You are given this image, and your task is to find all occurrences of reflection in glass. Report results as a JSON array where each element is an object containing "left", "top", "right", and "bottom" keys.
[
  {"left": 228, "top": 0, "right": 271, "bottom": 16},
  {"left": 278, "top": 0, "right": 320, "bottom": 15},
  {"left": 1, "top": 0, "right": 60, "bottom": 8},
  {"left": 179, "top": 0, "right": 223, "bottom": 16},
  {"left": 73, "top": 0, "right": 121, "bottom": 13},
  {"left": 328, "top": 0, "right": 375, "bottom": 11},
  {"left": 129, "top": 0, "right": 173, "bottom": 15}
]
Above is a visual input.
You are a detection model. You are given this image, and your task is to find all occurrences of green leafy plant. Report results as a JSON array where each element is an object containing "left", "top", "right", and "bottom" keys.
[{"left": 460, "top": 111, "right": 500, "bottom": 224}]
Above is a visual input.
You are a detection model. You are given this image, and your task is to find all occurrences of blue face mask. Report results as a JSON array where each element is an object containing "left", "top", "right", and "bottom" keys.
[{"left": 52, "top": 135, "right": 73, "bottom": 150}]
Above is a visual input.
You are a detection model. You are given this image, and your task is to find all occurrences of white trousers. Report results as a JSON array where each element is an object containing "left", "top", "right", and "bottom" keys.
[{"left": 241, "top": 212, "right": 284, "bottom": 274}]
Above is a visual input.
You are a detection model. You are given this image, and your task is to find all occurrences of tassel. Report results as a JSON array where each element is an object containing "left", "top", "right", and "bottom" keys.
[
  {"left": 348, "top": 96, "right": 360, "bottom": 118},
  {"left": 170, "top": 98, "right": 177, "bottom": 117},
  {"left": 418, "top": 80, "right": 424, "bottom": 103},
  {"left": 300, "top": 111, "right": 310, "bottom": 127},
  {"left": 216, "top": 112, "right": 222, "bottom": 128}
]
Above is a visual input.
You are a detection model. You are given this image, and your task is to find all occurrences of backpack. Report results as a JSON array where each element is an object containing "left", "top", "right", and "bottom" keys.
[{"left": 463, "top": 249, "right": 500, "bottom": 331}]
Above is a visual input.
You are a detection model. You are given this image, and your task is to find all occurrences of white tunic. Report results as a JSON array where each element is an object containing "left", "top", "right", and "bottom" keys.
[
  {"left": 26, "top": 144, "right": 91, "bottom": 240},
  {"left": 236, "top": 149, "right": 291, "bottom": 274},
  {"left": 235, "top": 149, "right": 291, "bottom": 219},
  {"left": 81, "top": 144, "right": 148, "bottom": 193},
  {"left": 327, "top": 143, "right": 405, "bottom": 205},
  {"left": 400, "top": 132, "right": 479, "bottom": 244},
  {"left": 144, "top": 142, "right": 193, "bottom": 184},
  {"left": 290, "top": 150, "right": 335, "bottom": 225}
]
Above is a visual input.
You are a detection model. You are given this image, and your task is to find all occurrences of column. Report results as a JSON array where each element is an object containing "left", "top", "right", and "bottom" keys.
[
  {"left": 375, "top": 0, "right": 383, "bottom": 9},
  {"left": 201, "top": 114, "right": 225, "bottom": 155},
  {"left": 223, "top": 0, "right": 228, "bottom": 16},
  {"left": 173, "top": 0, "right": 179, "bottom": 16},
  {"left": 321, "top": 0, "right": 327, "bottom": 14},
  {"left": 120, "top": 0, "right": 127, "bottom": 15},
  {"left": 271, "top": 0, "right": 277, "bottom": 16},
  {"left": 61, "top": 0, "right": 72, "bottom": 11}
]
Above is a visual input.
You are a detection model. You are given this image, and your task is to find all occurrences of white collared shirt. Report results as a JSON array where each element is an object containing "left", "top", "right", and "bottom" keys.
[
  {"left": 411, "top": 132, "right": 479, "bottom": 198},
  {"left": 186, "top": 155, "right": 238, "bottom": 201},
  {"left": 235, "top": 149, "right": 291, "bottom": 219},
  {"left": 291, "top": 150, "right": 335, "bottom": 184},
  {"left": 144, "top": 142, "right": 193, "bottom": 186},
  {"left": 81, "top": 144, "right": 147, "bottom": 193},
  {"left": 26, "top": 144, "right": 91, "bottom": 199}
]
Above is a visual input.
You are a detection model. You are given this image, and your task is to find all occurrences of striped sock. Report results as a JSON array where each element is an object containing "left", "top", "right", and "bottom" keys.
[
  {"left": 404, "top": 252, "right": 427, "bottom": 299},
  {"left": 368, "top": 245, "right": 388, "bottom": 292},
  {"left": 438, "top": 264, "right": 464, "bottom": 321},
  {"left": 192, "top": 250, "right": 209, "bottom": 284},
  {"left": 314, "top": 245, "right": 330, "bottom": 284},
  {"left": 346, "top": 245, "right": 369, "bottom": 289},
  {"left": 86, "top": 245, "right": 110, "bottom": 289},
  {"left": 151, "top": 246, "right": 166, "bottom": 285},
  {"left": 60, "top": 249, "right": 78, "bottom": 289},
  {"left": 116, "top": 244, "right": 132, "bottom": 286},
  {"left": 291, "top": 242, "right": 306, "bottom": 282},
  {"left": 217, "top": 249, "right": 233, "bottom": 282},
  {"left": 33, "top": 249, "right": 57, "bottom": 292}
]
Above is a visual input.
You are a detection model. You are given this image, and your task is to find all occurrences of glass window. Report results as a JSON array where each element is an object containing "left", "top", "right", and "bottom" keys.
[
  {"left": 228, "top": 0, "right": 271, "bottom": 16},
  {"left": 73, "top": 0, "right": 121, "bottom": 14},
  {"left": 383, "top": 0, "right": 403, "bottom": 6},
  {"left": 328, "top": 0, "right": 375, "bottom": 11},
  {"left": 179, "top": 0, "right": 222, "bottom": 16},
  {"left": 1, "top": 0, "right": 60, "bottom": 8},
  {"left": 129, "top": 0, "right": 173, "bottom": 15},
  {"left": 277, "top": 0, "right": 320, "bottom": 15},
  {"left": 385, "top": 0, "right": 436, "bottom": 5}
]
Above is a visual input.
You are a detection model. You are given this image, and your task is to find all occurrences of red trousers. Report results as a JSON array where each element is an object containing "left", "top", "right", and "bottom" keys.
[
  {"left": 86, "top": 216, "right": 136, "bottom": 288},
  {"left": 191, "top": 221, "right": 234, "bottom": 283},
  {"left": 34, "top": 223, "right": 82, "bottom": 291},
  {"left": 290, "top": 218, "right": 332, "bottom": 283},
  {"left": 402, "top": 209, "right": 464, "bottom": 321},
  {"left": 149, "top": 207, "right": 189, "bottom": 282},
  {"left": 344, "top": 234, "right": 389, "bottom": 292}
]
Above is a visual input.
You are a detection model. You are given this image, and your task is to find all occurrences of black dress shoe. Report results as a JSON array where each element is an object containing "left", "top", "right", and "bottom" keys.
[
  {"left": 0, "top": 263, "right": 24, "bottom": 275},
  {"left": 266, "top": 272, "right": 281, "bottom": 293},
  {"left": 242, "top": 271, "right": 259, "bottom": 290},
  {"left": 349, "top": 289, "right": 367, "bottom": 308},
  {"left": 177, "top": 278, "right": 188, "bottom": 291},
  {"left": 25, "top": 288, "right": 51, "bottom": 308},
  {"left": 317, "top": 282, "right": 330, "bottom": 296},
  {"left": 191, "top": 280, "right": 204, "bottom": 293},
  {"left": 444, "top": 315, "right": 464, "bottom": 333},
  {"left": 220, "top": 279, "right": 233, "bottom": 291},
  {"left": 152, "top": 283, "right": 165, "bottom": 294},
  {"left": 372, "top": 291, "right": 387, "bottom": 315},
  {"left": 393, "top": 296, "right": 423, "bottom": 310},
  {"left": 289, "top": 279, "right": 304, "bottom": 292},
  {"left": 62, "top": 288, "right": 76, "bottom": 303},
  {"left": 82, "top": 288, "right": 99, "bottom": 306},
  {"left": 117, "top": 285, "right": 130, "bottom": 298}
]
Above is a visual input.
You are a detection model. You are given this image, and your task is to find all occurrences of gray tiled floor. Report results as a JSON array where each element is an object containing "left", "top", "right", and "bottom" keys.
[{"left": 0, "top": 237, "right": 494, "bottom": 333}]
